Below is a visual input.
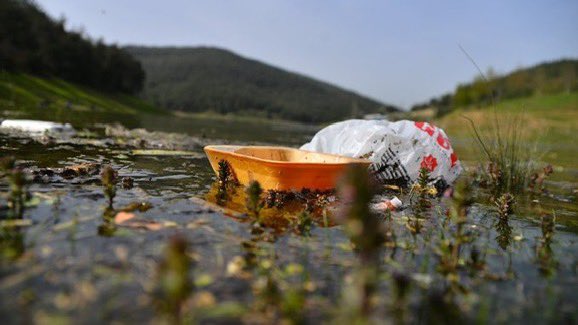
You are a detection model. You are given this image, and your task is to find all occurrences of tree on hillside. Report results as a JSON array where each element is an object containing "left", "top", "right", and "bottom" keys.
[{"left": 0, "top": 0, "right": 144, "bottom": 94}]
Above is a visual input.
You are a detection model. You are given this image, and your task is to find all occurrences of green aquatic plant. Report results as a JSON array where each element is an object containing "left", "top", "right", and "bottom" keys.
[
  {"left": 216, "top": 160, "right": 237, "bottom": 205},
  {"left": 383, "top": 208, "right": 397, "bottom": 248},
  {"left": 0, "top": 156, "right": 16, "bottom": 176},
  {"left": 0, "top": 228, "right": 24, "bottom": 262},
  {"left": 436, "top": 178, "right": 477, "bottom": 277},
  {"left": 467, "top": 245, "right": 486, "bottom": 272},
  {"left": 7, "top": 168, "right": 27, "bottom": 219},
  {"left": 464, "top": 114, "right": 537, "bottom": 196},
  {"left": 536, "top": 213, "right": 557, "bottom": 277},
  {"left": 97, "top": 207, "right": 116, "bottom": 237},
  {"left": 293, "top": 210, "right": 313, "bottom": 236},
  {"left": 245, "top": 180, "right": 264, "bottom": 220},
  {"left": 494, "top": 193, "right": 515, "bottom": 220},
  {"left": 495, "top": 217, "right": 513, "bottom": 251},
  {"left": 493, "top": 193, "right": 515, "bottom": 251},
  {"left": 408, "top": 165, "right": 434, "bottom": 235},
  {"left": 1, "top": 157, "right": 25, "bottom": 218},
  {"left": 460, "top": 46, "right": 537, "bottom": 196},
  {"left": 100, "top": 165, "right": 118, "bottom": 209}
]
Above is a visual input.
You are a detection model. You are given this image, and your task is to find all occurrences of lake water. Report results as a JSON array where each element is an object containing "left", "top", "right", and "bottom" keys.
[{"left": 0, "top": 110, "right": 576, "bottom": 323}]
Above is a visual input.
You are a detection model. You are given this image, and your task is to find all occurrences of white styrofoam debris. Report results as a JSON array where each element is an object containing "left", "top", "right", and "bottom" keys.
[{"left": 0, "top": 119, "right": 76, "bottom": 136}]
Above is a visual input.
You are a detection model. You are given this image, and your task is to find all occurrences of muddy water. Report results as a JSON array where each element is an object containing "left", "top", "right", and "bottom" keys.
[{"left": 0, "top": 114, "right": 577, "bottom": 323}]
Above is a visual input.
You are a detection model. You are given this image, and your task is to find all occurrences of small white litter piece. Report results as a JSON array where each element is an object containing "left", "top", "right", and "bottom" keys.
[
  {"left": 372, "top": 196, "right": 403, "bottom": 212},
  {"left": 0, "top": 119, "right": 76, "bottom": 136}
]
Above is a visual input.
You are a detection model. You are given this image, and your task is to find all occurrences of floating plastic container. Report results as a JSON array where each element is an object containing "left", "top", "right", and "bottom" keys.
[
  {"left": 204, "top": 145, "right": 372, "bottom": 191},
  {"left": 0, "top": 119, "right": 76, "bottom": 136}
]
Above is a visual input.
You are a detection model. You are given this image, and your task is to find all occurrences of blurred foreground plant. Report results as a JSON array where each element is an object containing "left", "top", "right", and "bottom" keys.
[
  {"left": 156, "top": 235, "right": 194, "bottom": 321},
  {"left": 337, "top": 164, "right": 383, "bottom": 318},
  {"left": 1, "top": 157, "right": 28, "bottom": 219}
]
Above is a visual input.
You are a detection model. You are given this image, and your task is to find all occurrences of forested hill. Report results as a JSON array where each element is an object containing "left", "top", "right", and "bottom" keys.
[
  {"left": 411, "top": 59, "right": 578, "bottom": 116},
  {"left": 126, "top": 46, "right": 399, "bottom": 123},
  {"left": 0, "top": 0, "right": 144, "bottom": 94}
]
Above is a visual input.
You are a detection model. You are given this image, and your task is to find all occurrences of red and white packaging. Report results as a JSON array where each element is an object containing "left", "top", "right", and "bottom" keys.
[{"left": 301, "top": 119, "right": 462, "bottom": 187}]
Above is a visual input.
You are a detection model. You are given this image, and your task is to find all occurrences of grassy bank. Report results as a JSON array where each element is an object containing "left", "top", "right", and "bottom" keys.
[
  {"left": 435, "top": 92, "right": 577, "bottom": 140},
  {"left": 0, "top": 72, "right": 163, "bottom": 117},
  {"left": 427, "top": 92, "right": 578, "bottom": 169}
]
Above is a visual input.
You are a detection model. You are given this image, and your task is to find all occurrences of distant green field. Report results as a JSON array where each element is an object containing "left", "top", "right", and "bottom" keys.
[
  {"left": 0, "top": 72, "right": 163, "bottom": 117},
  {"left": 438, "top": 92, "right": 577, "bottom": 136},
  {"left": 434, "top": 91, "right": 578, "bottom": 169}
]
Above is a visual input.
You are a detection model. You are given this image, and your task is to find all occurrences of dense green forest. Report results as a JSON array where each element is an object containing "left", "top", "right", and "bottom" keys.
[
  {"left": 0, "top": 0, "right": 144, "bottom": 94},
  {"left": 126, "top": 46, "right": 398, "bottom": 123},
  {"left": 412, "top": 59, "right": 578, "bottom": 116}
]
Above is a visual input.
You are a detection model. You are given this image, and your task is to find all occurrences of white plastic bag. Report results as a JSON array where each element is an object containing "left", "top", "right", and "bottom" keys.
[{"left": 301, "top": 119, "right": 462, "bottom": 188}]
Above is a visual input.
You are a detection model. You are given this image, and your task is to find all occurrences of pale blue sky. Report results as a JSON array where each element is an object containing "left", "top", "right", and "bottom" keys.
[{"left": 36, "top": 0, "right": 578, "bottom": 109}]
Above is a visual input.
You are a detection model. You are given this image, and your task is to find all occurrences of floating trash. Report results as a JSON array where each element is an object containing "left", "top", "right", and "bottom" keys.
[
  {"left": 301, "top": 119, "right": 462, "bottom": 188},
  {"left": 0, "top": 119, "right": 76, "bottom": 136}
]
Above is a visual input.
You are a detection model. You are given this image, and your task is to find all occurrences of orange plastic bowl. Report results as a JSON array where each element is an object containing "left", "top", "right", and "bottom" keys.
[{"left": 204, "top": 145, "right": 372, "bottom": 191}]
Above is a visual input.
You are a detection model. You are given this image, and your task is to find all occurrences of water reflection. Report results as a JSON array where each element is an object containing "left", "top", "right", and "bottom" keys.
[
  {"left": 204, "top": 181, "right": 337, "bottom": 233},
  {"left": 0, "top": 226, "right": 24, "bottom": 262}
]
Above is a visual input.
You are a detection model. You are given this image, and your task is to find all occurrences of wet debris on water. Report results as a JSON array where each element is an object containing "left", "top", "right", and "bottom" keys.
[
  {"left": 60, "top": 163, "right": 100, "bottom": 179},
  {"left": 121, "top": 176, "right": 134, "bottom": 190},
  {"left": 31, "top": 162, "right": 101, "bottom": 183},
  {"left": 264, "top": 190, "right": 295, "bottom": 209},
  {"left": 119, "top": 201, "right": 153, "bottom": 213},
  {"left": 105, "top": 124, "right": 204, "bottom": 151},
  {"left": 529, "top": 164, "right": 554, "bottom": 194},
  {"left": 112, "top": 210, "right": 168, "bottom": 232}
]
